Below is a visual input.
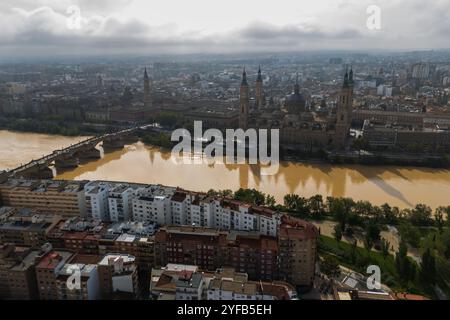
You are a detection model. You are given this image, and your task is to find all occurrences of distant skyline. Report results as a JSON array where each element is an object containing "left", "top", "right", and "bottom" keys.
[{"left": 1, "top": 0, "right": 450, "bottom": 59}]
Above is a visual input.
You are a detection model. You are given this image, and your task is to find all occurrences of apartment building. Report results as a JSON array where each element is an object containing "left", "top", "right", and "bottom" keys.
[
  {"left": 108, "top": 184, "right": 134, "bottom": 222},
  {"left": 0, "top": 209, "right": 61, "bottom": 248},
  {"left": 71, "top": 181, "right": 280, "bottom": 237},
  {"left": 150, "top": 264, "right": 201, "bottom": 300},
  {"left": 55, "top": 254, "right": 101, "bottom": 300},
  {"left": 84, "top": 181, "right": 110, "bottom": 221},
  {"left": 97, "top": 254, "right": 139, "bottom": 299},
  {"left": 0, "top": 179, "right": 87, "bottom": 218},
  {"left": 35, "top": 249, "right": 74, "bottom": 300},
  {"left": 154, "top": 225, "right": 227, "bottom": 271},
  {"left": 277, "top": 215, "right": 318, "bottom": 288},
  {"left": 170, "top": 191, "right": 189, "bottom": 225},
  {"left": 0, "top": 244, "right": 40, "bottom": 299}
]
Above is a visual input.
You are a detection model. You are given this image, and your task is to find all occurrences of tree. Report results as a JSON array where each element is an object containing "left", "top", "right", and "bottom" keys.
[
  {"left": 308, "top": 195, "right": 324, "bottom": 217},
  {"left": 399, "top": 222, "right": 421, "bottom": 248},
  {"left": 219, "top": 189, "right": 233, "bottom": 198},
  {"left": 349, "top": 240, "right": 358, "bottom": 264},
  {"left": 354, "top": 200, "right": 373, "bottom": 218},
  {"left": 442, "top": 229, "right": 450, "bottom": 259},
  {"left": 320, "top": 255, "right": 341, "bottom": 278},
  {"left": 265, "top": 195, "right": 276, "bottom": 208},
  {"left": 284, "top": 194, "right": 297, "bottom": 211},
  {"left": 420, "top": 248, "right": 436, "bottom": 285},
  {"left": 434, "top": 209, "right": 445, "bottom": 233},
  {"left": 408, "top": 204, "right": 433, "bottom": 226},
  {"left": 333, "top": 224, "right": 343, "bottom": 243},
  {"left": 283, "top": 194, "right": 309, "bottom": 215},
  {"left": 364, "top": 233, "right": 374, "bottom": 255},
  {"left": 329, "top": 198, "right": 354, "bottom": 231},
  {"left": 206, "top": 189, "right": 219, "bottom": 197},
  {"left": 435, "top": 206, "right": 450, "bottom": 229},
  {"left": 365, "top": 221, "right": 381, "bottom": 246},
  {"left": 381, "top": 238, "right": 390, "bottom": 259},
  {"left": 234, "top": 188, "right": 266, "bottom": 206},
  {"left": 395, "top": 239, "right": 416, "bottom": 285}
]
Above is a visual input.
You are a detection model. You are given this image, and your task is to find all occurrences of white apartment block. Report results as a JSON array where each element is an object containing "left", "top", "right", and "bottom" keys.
[
  {"left": 84, "top": 182, "right": 280, "bottom": 236},
  {"left": 170, "top": 192, "right": 189, "bottom": 225},
  {"left": 108, "top": 184, "right": 134, "bottom": 222},
  {"left": 132, "top": 194, "right": 170, "bottom": 225},
  {"left": 85, "top": 181, "right": 110, "bottom": 221}
]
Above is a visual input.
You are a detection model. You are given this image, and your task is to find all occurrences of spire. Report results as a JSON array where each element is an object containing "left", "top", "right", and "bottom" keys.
[
  {"left": 257, "top": 65, "right": 262, "bottom": 82},
  {"left": 343, "top": 67, "right": 349, "bottom": 88},
  {"left": 349, "top": 66, "right": 354, "bottom": 86},
  {"left": 241, "top": 67, "right": 248, "bottom": 86},
  {"left": 144, "top": 67, "right": 148, "bottom": 80}
]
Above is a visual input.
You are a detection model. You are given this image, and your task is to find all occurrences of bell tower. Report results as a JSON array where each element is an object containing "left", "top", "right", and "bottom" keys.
[{"left": 334, "top": 68, "right": 354, "bottom": 149}]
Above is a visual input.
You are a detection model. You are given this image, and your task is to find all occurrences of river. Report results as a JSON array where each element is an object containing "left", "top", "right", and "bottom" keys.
[{"left": 1, "top": 130, "right": 450, "bottom": 209}]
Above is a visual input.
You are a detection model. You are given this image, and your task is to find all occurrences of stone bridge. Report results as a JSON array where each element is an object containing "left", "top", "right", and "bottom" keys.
[{"left": 5, "top": 124, "right": 158, "bottom": 179}]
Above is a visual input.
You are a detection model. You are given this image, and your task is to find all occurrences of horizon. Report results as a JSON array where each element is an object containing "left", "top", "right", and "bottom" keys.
[{"left": 1, "top": 0, "right": 450, "bottom": 61}]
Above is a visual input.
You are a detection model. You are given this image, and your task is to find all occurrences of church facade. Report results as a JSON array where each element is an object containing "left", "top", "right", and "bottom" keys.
[{"left": 238, "top": 67, "right": 354, "bottom": 150}]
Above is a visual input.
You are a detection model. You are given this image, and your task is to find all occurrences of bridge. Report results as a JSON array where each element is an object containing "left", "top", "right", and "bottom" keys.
[{"left": 3, "top": 123, "right": 158, "bottom": 180}]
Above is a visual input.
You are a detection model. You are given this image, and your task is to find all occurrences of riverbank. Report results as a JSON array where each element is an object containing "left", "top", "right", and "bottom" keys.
[
  {"left": 3, "top": 118, "right": 450, "bottom": 169},
  {"left": 0, "top": 117, "right": 110, "bottom": 136}
]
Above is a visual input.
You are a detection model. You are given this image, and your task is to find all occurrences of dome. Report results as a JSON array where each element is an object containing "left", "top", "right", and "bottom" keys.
[{"left": 285, "top": 75, "right": 306, "bottom": 113}]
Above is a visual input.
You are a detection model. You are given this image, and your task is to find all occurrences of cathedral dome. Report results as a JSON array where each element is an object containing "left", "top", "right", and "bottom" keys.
[{"left": 285, "top": 74, "right": 306, "bottom": 113}]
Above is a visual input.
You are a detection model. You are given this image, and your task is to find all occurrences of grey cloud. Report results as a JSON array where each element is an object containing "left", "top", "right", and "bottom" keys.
[{"left": 1, "top": 0, "right": 450, "bottom": 59}]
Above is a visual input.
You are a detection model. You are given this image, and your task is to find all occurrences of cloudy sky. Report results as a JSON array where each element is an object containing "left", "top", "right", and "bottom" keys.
[{"left": 1, "top": 0, "right": 449, "bottom": 59}]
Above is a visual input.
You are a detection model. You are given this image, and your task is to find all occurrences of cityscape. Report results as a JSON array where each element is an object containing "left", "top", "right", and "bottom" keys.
[{"left": 1, "top": 0, "right": 450, "bottom": 305}]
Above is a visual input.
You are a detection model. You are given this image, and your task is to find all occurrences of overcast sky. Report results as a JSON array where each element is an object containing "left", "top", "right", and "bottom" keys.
[{"left": 1, "top": 0, "right": 449, "bottom": 59}]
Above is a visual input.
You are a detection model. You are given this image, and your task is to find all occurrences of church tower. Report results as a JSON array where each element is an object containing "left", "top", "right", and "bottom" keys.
[
  {"left": 239, "top": 67, "right": 250, "bottom": 129},
  {"left": 144, "top": 68, "right": 152, "bottom": 109},
  {"left": 255, "top": 65, "right": 264, "bottom": 108},
  {"left": 334, "top": 68, "right": 354, "bottom": 149}
]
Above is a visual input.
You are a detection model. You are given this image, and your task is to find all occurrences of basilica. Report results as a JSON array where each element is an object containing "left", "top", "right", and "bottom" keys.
[{"left": 238, "top": 67, "right": 354, "bottom": 150}]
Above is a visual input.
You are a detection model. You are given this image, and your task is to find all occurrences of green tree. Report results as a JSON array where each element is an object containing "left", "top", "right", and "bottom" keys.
[
  {"left": 365, "top": 221, "right": 381, "bottom": 243},
  {"left": 265, "top": 195, "right": 276, "bottom": 208},
  {"left": 283, "top": 194, "right": 309, "bottom": 215},
  {"left": 308, "top": 195, "right": 325, "bottom": 217},
  {"left": 399, "top": 222, "right": 421, "bottom": 248},
  {"left": 442, "top": 229, "right": 450, "bottom": 259},
  {"left": 364, "top": 232, "right": 374, "bottom": 255},
  {"left": 381, "top": 238, "right": 390, "bottom": 259},
  {"left": 434, "top": 209, "right": 445, "bottom": 233},
  {"left": 395, "top": 239, "right": 416, "bottom": 285},
  {"left": 408, "top": 204, "right": 433, "bottom": 226},
  {"left": 349, "top": 239, "right": 358, "bottom": 264},
  {"left": 320, "top": 255, "right": 341, "bottom": 278},
  {"left": 219, "top": 189, "right": 233, "bottom": 198},
  {"left": 333, "top": 224, "right": 343, "bottom": 244},
  {"left": 329, "top": 198, "right": 354, "bottom": 231},
  {"left": 435, "top": 206, "right": 450, "bottom": 228},
  {"left": 420, "top": 248, "right": 436, "bottom": 285},
  {"left": 234, "top": 188, "right": 266, "bottom": 206}
]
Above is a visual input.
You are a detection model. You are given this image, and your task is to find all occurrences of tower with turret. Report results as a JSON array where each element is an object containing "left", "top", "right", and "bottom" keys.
[
  {"left": 334, "top": 68, "right": 354, "bottom": 148},
  {"left": 239, "top": 68, "right": 249, "bottom": 129}
]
